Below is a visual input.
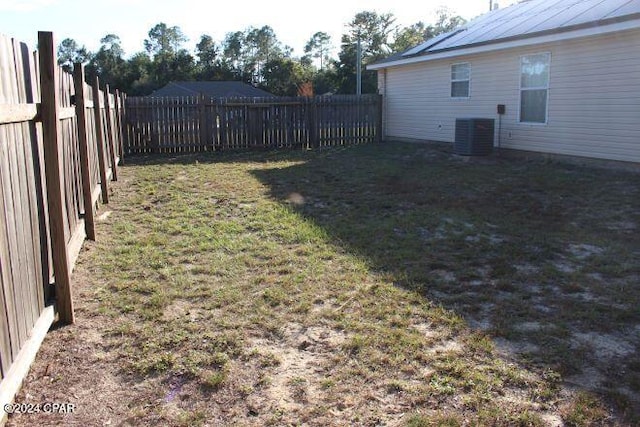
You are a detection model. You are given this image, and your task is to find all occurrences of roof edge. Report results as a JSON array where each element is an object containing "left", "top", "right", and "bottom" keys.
[
  {"left": 169, "top": 82, "right": 199, "bottom": 94},
  {"left": 369, "top": 15, "right": 640, "bottom": 70},
  {"left": 401, "top": 28, "right": 467, "bottom": 57}
]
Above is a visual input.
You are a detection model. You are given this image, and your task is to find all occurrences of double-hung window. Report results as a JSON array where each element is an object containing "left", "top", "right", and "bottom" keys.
[
  {"left": 451, "top": 63, "right": 470, "bottom": 98},
  {"left": 520, "top": 53, "right": 550, "bottom": 123}
]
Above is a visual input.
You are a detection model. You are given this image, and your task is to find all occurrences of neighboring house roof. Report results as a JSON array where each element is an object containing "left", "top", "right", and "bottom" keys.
[
  {"left": 370, "top": 0, "right": 640, "bottom": 69},
  {"left": 150, "top": 81, "right": 274, "bottom": 97}
]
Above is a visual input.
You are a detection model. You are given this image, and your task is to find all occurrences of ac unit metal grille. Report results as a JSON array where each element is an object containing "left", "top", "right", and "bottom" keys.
[{"left": 454, "top": 118, "right": 495, "bottom": 156}]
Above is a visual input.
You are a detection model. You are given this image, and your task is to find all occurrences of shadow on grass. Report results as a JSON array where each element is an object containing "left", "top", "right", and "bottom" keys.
[{"left": 249, "top": 141, "right": 640, "bottom": 419}]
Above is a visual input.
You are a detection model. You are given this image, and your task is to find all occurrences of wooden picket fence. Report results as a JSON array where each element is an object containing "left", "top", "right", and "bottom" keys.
[
  {"left": 124, "top": 94, "right": 382, "bottom": 154},
  {"left": 0, "top": 31, "right": 125, "bottom": 419}
]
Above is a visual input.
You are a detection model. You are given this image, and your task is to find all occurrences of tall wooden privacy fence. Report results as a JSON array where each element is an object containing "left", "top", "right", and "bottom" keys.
[
  {"left": 124, "top": 95, "right": 382, "bottom": 154},
  {"left": 0, "top": 31, "right": 124, "bottom": 416}
]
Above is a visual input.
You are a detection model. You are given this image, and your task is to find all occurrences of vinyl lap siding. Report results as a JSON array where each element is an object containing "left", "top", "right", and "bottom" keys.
[
  {"left": 383, "top": 58, "right": 518, "bottom": 143},
  {"left": 381, "top": 29, "right": 640, "bottom": 162}
]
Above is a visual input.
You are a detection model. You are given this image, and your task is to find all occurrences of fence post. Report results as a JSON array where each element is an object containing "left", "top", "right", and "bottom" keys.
[
  {"left": 308, "top": 98, "right": 318, "bottom": 148},
  {"left": 218, "top": 99, "right": 227, "bottom": 151},
  {"left": 248, "top": 103, "right": 258, "bottom": 148},
  {"left": 72, "top": 64, "right": 96, "bottom": 241},
  {"left": 198, "top": 94, "right": 209, "bottom": 150},
  {"left": 121, "top": 93, "right": 131, "bottom": 156},
  {"left": 211, "top": 98, "right": 219, "bottom": 151},
  {"left": 91, "top": 75, "right": 109, "bottom": 203},
  {"left": 376, "top": 94, "right": 383, "bottom": 143},
  {"left": 103, "top": 85, "right": 118, "bottom": 181},
  {"left": 151, "top": 97, "right": 158, "bottom": 153},
  {"left": 37, "top": 31, "right": 74, "bottom": 324}
]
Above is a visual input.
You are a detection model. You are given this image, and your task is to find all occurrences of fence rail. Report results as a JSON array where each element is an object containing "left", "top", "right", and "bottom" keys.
[
  {"left": 124, "top": 94, "right": 382, "bottom": 154},
  {"left": 0, "top": 31, "right": 125, "bottom": 421}
]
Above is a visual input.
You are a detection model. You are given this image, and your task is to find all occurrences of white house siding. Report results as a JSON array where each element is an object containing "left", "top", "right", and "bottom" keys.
[{"left": 379, "top": 29, "right": 640, "bottom": 163}]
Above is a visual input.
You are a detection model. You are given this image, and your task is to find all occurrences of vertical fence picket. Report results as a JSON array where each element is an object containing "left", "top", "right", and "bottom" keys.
[
  {"left": 103, "top": 85, "right": 118, "bottom": 181},
  {"left": 114, "top": 90, "right": 125, "bottom": 162},
  {"left": 9, "top": 38, "right": 38, "bottom": 337},
  {"left": 91, "top": 76, "right": 109, "bottom": 203},
  {"left": 199, "top": 94, "right": 208, "bottom": 151},
  {"left": 72, "top": 65, "right": 95, "bottom": 240},
  {"left": 150, "top": 97, "right": 156, "bottom": 153},
  {"left": 174, "top": 97, "right": 179, "bottom": 153}
]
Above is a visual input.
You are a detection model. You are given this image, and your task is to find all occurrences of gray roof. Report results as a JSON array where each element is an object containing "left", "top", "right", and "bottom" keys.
[
  {"left": 382, "top": 0, "right": 640, "bottom": 64},
  {"left": 150, "top": 81, "right": 274, "bottom": 98}
]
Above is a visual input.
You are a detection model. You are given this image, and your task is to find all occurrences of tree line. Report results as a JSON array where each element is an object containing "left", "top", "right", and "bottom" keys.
[{"left": 57, "top": 9, "right": 464, "bottom": 96}]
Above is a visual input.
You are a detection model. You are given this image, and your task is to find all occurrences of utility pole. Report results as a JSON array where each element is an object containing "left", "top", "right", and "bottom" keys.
[
  {"left": 490, "top": 0, "right": 493, "bottom": 11},
  {"left": 356, "top": 33, "right": 362, "bottom": 95}
]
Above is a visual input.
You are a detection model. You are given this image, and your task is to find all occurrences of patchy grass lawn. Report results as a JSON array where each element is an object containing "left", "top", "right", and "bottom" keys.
[{"left": 9, "top": 142, "right": 640, "bottom": 426}]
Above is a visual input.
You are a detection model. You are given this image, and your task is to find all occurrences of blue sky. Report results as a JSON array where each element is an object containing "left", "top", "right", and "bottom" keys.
[{"left": 0, "top": 0, "right": 517, "bottom": 57}]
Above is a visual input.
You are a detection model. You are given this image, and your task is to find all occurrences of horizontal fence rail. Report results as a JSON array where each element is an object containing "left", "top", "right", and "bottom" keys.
[
  {"left": 124, "top": 94, "right": 383, "bottom": 154},
  {"left": 0, "top": 30, "right": 125, "bottom": 422}
]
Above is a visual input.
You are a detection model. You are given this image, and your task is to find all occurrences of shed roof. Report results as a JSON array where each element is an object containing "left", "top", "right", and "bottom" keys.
[
  {"left": 150, "top": 81, "right": 274, "bottom": 98},
  {"left": 371, "top": 0, "right": 640, "bottom": 68}
]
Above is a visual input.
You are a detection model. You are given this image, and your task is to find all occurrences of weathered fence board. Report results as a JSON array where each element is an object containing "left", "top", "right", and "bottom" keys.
[
  {"left": 74, "top": 65, "right": 96, "bottom": 240},
  {"left": 91, "top": 76, "right": 110, "bottom": 204},
  {"left": 0, "top": 34, "right": 50, "bottom": 379},
  {"left": 124, "top": 94, "right": 382, "bottom": 154},
  {"left": 0, "top": 30, "right": 126, "bottom": 422}
]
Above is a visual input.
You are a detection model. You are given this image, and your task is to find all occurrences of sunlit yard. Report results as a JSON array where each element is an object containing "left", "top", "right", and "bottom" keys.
[{"left": 11, "top": 142, "right": 640, "bottom": 426}]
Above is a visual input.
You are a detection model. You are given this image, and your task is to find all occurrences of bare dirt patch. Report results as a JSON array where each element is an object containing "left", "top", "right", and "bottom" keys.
[
  {"left": 572, "top": 332, "right": 635, "bottom": 359},
  {"left": 248, "top": 324, "right": 348, "bottom": 418}
]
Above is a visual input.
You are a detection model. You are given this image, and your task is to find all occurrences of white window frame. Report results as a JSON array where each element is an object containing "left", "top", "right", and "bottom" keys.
[
  {"left": 518, "top": 52, "right": 551, "bottom": 125},
  {"left": 450, "top": 62, "right": 470, "bottom": 99}
]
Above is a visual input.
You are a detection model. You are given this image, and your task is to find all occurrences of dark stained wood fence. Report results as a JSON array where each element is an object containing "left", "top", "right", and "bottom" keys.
[
  {"left": 0, "top": 31, "right": 125, "bottom": 418},
  {"left": 124, "top": 94, "right": 382, "bottom": 154}
]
